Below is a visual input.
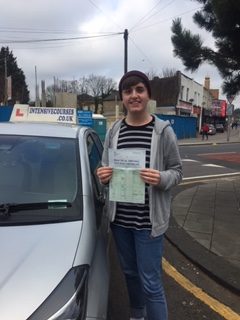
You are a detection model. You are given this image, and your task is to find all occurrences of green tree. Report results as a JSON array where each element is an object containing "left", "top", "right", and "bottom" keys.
[
  {"left": 0, "top": 47, "right": 29, "bottom": 104},
  {"left": 171, "top": 0, "right": 240, "bottom": 96}
]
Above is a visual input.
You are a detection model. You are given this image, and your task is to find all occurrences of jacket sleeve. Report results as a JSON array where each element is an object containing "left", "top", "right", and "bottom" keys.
[{"left": 158, "top": 126, "right": 183, "bottom": 190}]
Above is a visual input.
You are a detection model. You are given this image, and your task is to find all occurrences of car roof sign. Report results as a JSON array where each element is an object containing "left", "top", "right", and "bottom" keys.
[{"left": 10, "top": 104, "right": 78, "bottom": 125}]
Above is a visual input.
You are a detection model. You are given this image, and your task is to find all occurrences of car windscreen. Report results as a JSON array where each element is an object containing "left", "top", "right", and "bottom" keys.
[{"left": 0, "top": 135, "right": 82, "bottom": 225}]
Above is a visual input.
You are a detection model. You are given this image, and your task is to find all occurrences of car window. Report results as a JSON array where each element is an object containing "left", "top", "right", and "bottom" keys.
[
  {"left": 0, "top": 135, "right": 81, "bottom": 224},
  {"left": 86, "top": 132, "right": 104, "bottom": 228}
]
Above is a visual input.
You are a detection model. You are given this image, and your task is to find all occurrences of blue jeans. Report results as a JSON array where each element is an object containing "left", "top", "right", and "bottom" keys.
[{"left": 111, "top": 224, "right": 168, "bottom": 320}]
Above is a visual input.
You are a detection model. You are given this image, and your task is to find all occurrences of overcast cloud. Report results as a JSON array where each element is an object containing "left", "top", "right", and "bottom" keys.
[{"left": 1, "top": 0, "right": 238, "bottom": 106}]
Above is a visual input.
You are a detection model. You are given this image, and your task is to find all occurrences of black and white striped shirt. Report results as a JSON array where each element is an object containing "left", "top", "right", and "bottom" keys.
[{"left": 114, "top": 116, "right": 155, "bottom": 230}]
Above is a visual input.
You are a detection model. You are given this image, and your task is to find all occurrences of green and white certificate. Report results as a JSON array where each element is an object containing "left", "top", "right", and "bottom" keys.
[{"left": 109, "top": 149, "right": 146, "bottom": 204}]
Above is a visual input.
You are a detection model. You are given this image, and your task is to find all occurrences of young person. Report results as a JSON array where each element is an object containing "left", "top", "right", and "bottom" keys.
[
  {"left": 97, "top": 70, "right": 183, "bottom": 320},
  {"left": 201, "top": 123, "right": 209, "bottom": 140}
]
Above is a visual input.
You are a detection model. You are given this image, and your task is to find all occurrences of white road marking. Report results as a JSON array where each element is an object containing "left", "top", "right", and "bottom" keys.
[
  {"left": 202, "top": 164, "right": 225, "bottom": 168},
  {"left": 182, "top": 159, "right": 200, "bottom": 162},
  {"left": 198, "top": 152, "right": 237, "bottom": 156},
  {"left": 182, "top": 172, "right": 240, "bottom": 182}
]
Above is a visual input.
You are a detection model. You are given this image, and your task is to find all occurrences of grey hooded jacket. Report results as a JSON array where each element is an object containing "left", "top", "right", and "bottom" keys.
[{"left": 102, "top": 115, "right": 183, "bottom": 237}]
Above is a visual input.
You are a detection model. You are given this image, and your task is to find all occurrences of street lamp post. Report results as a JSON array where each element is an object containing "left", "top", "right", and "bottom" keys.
[
  {"left": 199, "top": 102, "right": 205, "bottom": 134},
  {"left": 124, "top": 29, "right": 128, "bottom": 74}
]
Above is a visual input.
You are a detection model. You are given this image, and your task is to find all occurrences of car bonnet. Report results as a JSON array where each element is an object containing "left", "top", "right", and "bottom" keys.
[{"left": 0, "top": 221, "right": 82, "bottom": 320}]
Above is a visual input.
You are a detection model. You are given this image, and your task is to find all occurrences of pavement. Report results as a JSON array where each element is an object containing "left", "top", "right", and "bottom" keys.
[{"left": 165, "top": 127, "right": 240, "bottom": 294}]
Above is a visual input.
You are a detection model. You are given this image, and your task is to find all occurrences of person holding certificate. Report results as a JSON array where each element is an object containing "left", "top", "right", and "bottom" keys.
[{"left": 97, "top": 70, "right": 183, "bottom": 320}]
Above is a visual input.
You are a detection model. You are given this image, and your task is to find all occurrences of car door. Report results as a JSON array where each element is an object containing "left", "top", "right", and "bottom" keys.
[
  {"left": 85, "top": 131, "right": 109, "bottom": 320},
  {"left": 86, "top": 131, "right": 105, "bottom": 229}
]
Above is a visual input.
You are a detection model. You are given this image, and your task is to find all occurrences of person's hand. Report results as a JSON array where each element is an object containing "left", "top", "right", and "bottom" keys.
[
  {"left": 140, "top": 168, "right": 161, "bottom": 186},
  {"left": 97, "top": 166, "right": 113, "bottom": 184}
]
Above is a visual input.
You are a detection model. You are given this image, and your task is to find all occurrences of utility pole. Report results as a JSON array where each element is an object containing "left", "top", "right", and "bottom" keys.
[
  {"left": 124, "top": 29, "right": 128, "bottom": 74},
  {"left": 35, "top": 65, "right": 40, "bottom": 107},
  {"left": 41, "top": 80, "right": 46, "bottom": 107},
  {"left": 53, "top": 76, "right": 57, "bottom": 107}
]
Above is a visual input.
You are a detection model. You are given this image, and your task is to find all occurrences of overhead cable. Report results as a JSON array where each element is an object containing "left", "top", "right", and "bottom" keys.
[
  {"left": 0, "top": 32, "right": 123, "bottom": 44},
  {"left": 130, "top": 0, "right": 176, "bottom": 32},
  {"left": 131, "top": 6, "right": 202, "bottom": 33}
]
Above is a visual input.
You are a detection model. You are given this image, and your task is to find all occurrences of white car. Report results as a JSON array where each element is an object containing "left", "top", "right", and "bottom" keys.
[{"left": 0, "top": 106, "right": 109, "bottom": 320}]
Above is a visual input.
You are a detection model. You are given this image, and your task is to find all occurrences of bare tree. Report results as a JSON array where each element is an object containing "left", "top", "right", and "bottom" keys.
[
  {"left": 103, "top": 77, "right": 116, "bottom": 97},
  {"left": 79, "top": 74, "right": 116, "bottom": 113},
  {"left": 146, "top": 68, "right": 177, "bottom": 80},
  {"left": 46, "top": 74, "right": 116, "bottom": 112},
  {"left": 146, "top": 69, "right": 160, "bottom": 80},
  {"left": 160, "top": 68, "right": 177, "bottom": 78},
  {"left": 46, "top": 84, "right": 54, "bottom": 107},
  {"left": 78, "top": 76, "right": 89, "bottom": 94},
  {"left": 68, "top": 80, "right": 79, "bottom": 93}
]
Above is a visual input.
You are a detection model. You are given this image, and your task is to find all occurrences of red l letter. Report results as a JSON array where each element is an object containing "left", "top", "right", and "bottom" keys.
[{"left": 16, "top": 108, "right": 24, "bottom": 117}]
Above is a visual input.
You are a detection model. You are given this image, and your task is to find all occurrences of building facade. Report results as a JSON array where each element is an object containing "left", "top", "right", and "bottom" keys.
[
  {"left": 150, "top": 71, "right": 209, "bottom": 129},
  {"left": 101, "top": 71, "right": 226, "bottom": 132}
]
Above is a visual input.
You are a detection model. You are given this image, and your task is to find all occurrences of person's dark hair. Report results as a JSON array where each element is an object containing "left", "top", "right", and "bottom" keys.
[
  {"left": 118, "top": 70, "right": 151, "bottom": 100},
  {"left": 121, "top": 76, "right": 146, "bottom": 91}
]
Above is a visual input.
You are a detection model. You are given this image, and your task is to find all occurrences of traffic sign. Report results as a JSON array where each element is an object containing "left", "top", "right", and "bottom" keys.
[
  {"left": 226, "top": 94, "right": 235, "bottom": 104},
  {"left": 226, "top": 104, "right": 234, "bottom": 116},
  {"left": 77, "top": 110, "right": 93, "bottom": 127}
]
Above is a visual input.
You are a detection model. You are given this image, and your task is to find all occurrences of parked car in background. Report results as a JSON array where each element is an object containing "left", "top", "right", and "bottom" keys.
[
  {"left": 0, "top": 105, "right": 110, "bottom": 320},
  {"left": 231, "top": 122, "right": 238, "bottom": 129},
  {"left": 215, "top": 123, "right": 225, "bottom": 133},
  {"left": 207, "top": 124, "right": 216, "bottom": 135},
  {"left": 200, "top": 123, "right": 216, "bottom": 135}
]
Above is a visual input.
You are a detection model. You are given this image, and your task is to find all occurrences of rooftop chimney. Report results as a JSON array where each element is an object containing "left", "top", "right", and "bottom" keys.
[{"left": 204, "top": 76, "right": 210, "bottom": 90}]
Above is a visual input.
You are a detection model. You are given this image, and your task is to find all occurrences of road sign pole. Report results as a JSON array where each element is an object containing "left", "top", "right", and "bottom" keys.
[
  {"left": 227, "top": 117, "right": 230, "bottom": 142},
  {"left": 226, "top": 94, "right": 235, "bottom": 142},
  {"left": 226, "top": 102, "right": 234, "bottom": 142}
]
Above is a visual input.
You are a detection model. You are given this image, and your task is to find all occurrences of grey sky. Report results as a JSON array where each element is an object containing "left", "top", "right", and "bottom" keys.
[{"left": 1, "top": 0, "right": 238, "bottom": 106}]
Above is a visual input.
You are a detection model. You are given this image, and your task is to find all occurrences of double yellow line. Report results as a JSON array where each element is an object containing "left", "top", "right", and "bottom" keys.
[{"left": 163, "top": 258, "right": 240, "bottom": 319}]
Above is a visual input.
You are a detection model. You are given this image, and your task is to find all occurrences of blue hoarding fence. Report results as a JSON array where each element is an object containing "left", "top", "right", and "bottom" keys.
[
  {"left": 156, "top": 114, "right": 197, "bottom": 139},
  {"left": 0, "top": 106, "right": 13, "bottom": 122}
]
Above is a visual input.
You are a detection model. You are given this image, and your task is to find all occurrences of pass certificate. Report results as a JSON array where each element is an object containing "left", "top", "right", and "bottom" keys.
[
  {"left": 110, "top": 168, "right": 145, "bottom": 203},
  {"left": 109, "top": 149, "right": 146, "bottom": 204}
]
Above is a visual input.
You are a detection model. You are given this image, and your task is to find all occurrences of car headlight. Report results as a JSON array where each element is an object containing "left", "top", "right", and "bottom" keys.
[{"left": 28, "top": 265, "right": 89, "bottom": 320}]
